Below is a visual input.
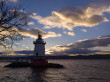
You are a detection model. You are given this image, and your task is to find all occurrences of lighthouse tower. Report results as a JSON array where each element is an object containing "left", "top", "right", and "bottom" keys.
[
  {"left": 31, "top": 33, "right": 48, "bottom": 67},
  {"left": 33, "top": 33, "right": 46, "bottom": 56}
]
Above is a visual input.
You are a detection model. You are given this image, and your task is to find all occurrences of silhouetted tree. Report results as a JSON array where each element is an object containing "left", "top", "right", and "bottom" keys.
[{"left": 0, "top": 0, "right": 29, "bottom": 51}]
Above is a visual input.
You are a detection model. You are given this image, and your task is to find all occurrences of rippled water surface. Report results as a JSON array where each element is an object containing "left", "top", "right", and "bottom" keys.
[{"left": 0, "top": 59, "right": 110, "bottom": 82}]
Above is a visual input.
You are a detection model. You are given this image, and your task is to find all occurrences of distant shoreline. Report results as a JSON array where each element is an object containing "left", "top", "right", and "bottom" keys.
[
  {"left": 47, "top": 55, "right": 110, "bottom": 59},
  {"left": 0, "top": 55, "right": 110, "bottom": 60}
]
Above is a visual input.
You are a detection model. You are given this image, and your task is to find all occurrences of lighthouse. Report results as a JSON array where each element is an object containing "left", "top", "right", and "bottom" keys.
[
  {"left": 31, "top": 33, "right": 48, "bottom": 67},
  {"left": 33, "top": 33, "right": 46, "bottom": 56}
]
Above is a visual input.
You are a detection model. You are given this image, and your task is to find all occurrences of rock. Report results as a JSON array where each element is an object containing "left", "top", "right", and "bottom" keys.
[{"left": 5, "top": 62, "right": 64, "bottom": 68}]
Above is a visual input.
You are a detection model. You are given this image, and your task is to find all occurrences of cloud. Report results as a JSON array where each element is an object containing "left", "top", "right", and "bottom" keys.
[
  {"left": 14, "top": 50, "right": 33, "bottom": 55},
  {"left": 27, "top": 22, "right": 34, "bottom": 25},
  {"left": 18, "top": 28, "right": 62, "bottom": 39},
  {"left": 8, "top": 0, "right": 18, "bottom": 3},
  {"left": 45, "top": 31, "right": 62, "bottom": 38},
  {"left": 81, "top": 29, "right": 87, "bottom": 32},
  {"left": 67, "top": 32, "right": 75, "bottom": 36},
  {"left": 31, "top": 1, "right": 110, "bottom": 31},
  {"left": 96, "top": 50, "right": 110, "bottom": 54},
  {"left": 48, "top": 35, "right": 110, "bottom": 55},
  {"left": 63, "top": 31, "right": 75, "bottom": 36},
  {"left": 63, "top": 31, "right": 67, "bottom": 34}
]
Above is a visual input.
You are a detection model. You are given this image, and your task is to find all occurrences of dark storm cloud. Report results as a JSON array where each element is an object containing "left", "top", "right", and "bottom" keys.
[{"left": 49, "top": 35, "right": 110, "bottom": 55}]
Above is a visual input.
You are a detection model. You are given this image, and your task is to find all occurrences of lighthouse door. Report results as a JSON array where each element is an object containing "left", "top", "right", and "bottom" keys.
[{"left": 36, "top": 53, "right": 38, "bottom": 56}]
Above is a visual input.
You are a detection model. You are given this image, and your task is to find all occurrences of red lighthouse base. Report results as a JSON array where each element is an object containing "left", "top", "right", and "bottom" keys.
[{"left": 31, "top": 56, "right": 48, "bottom": 67}]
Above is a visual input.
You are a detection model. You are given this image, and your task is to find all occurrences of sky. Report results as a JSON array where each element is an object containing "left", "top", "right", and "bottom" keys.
[{"left": 2, "top": 0, "right": 110, "bottom": 55}]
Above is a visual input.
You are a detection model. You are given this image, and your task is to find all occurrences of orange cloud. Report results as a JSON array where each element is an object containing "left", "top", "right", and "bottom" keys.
[
  {"left": 8, "top": 0, "right": 18, "bottom": 3},
  {"left": 67, "top": 32, "right": 75, "bottom": 36},
  {"left": 18, "top": 28, "right": 62, "bottom": 39}
]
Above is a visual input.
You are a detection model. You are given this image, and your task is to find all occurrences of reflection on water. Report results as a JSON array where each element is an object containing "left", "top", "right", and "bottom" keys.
[
  {"left": 30, "top": 68, "right": 48, "bottom": 82},
  {"left": 0, "top": 59, "right": 110, "bottom": 82}
]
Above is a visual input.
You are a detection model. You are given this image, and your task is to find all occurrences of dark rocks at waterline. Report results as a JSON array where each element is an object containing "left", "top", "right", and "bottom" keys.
[
  {"left": 5, "top": 62, "right": 64, "bottom": 68},
  {"left": 5, "top": 62, "right": 30, "bottom": 67}
]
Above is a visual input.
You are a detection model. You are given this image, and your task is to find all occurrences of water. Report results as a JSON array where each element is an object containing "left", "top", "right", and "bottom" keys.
[{"left": 0, "top": 59, "right": 110, "bottom": 82}]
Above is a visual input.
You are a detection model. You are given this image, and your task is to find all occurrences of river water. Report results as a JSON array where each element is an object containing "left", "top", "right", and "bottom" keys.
[{"left": 0, "top": 59, "right": 110, "bottom": 82}]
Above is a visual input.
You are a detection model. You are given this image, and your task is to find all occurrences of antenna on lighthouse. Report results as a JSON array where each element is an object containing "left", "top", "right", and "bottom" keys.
[{"left": 38, "top": 32, "right": 42, "bottom": 39}]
